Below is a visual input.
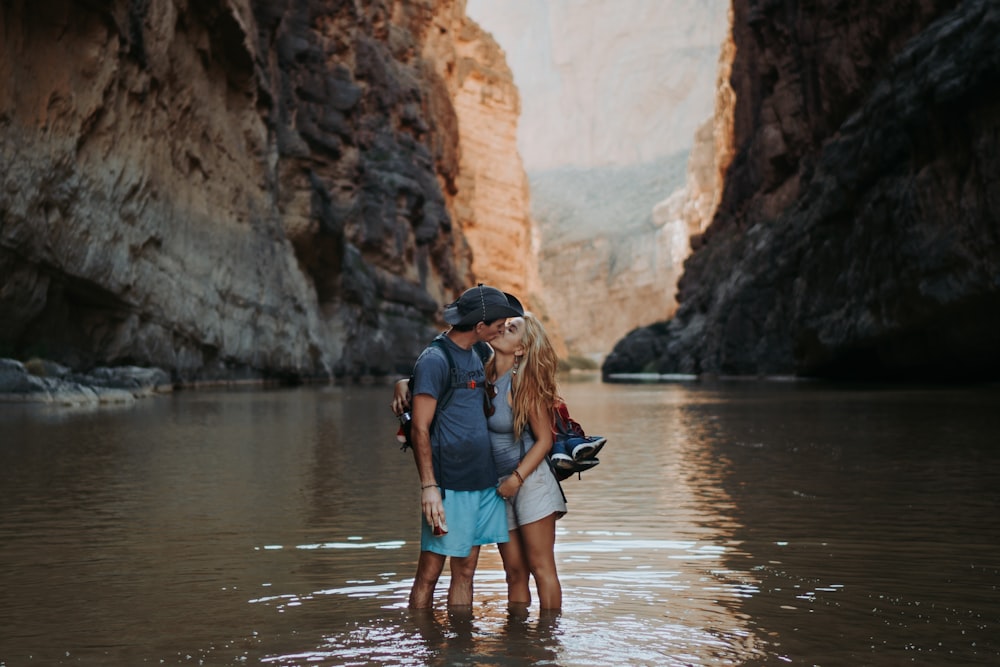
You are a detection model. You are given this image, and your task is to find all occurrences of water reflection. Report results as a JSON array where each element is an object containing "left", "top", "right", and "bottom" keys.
[
  {"left": 545, "top": 382, "right": 767, "bottom": 664},
  {"left": 1, "top": 381, "right": 998, "bottom": 665},
  {"left": 260, "top": 607, "right": 564, "bottom": 666},
  {"left": 681, "top": 384, "right": 1000, "bottom": 665}
]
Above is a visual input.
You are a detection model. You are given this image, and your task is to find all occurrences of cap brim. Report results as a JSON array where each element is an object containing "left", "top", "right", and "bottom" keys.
[
  {"left": 442, "top": 304, "right": 462, "bottom": 325},
  {"left": 504, "top": 292, "right": 525, "bottom": 316}
]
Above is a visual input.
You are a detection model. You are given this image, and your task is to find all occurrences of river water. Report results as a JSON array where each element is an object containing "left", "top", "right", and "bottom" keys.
[{"left": 1, "top": 378, "right": 998, "bottom": 666}]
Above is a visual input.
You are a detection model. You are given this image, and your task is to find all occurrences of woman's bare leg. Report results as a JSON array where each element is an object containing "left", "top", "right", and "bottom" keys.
[
  {"left": 497, "top": 529, "right": 531, "bottom": 605},
  {"left": 518, "top": 513, "right": 561, "bottom": 609}
]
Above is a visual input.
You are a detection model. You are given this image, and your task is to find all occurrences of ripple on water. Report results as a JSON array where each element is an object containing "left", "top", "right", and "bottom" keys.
[
  {"left": 2, "top": 383, "right": 999, "bottom": 665},
  {"left": 241, "top": 527, "right": 770, "bottom": 665}
]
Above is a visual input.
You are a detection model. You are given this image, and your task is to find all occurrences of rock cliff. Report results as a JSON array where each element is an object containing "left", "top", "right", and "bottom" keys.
[
  {"left": 0, "top": 0, "right": 533, "bottom": 381},
  {"left": 434, "top": 14, "right": 539, "bottom": 308},
  {"left": 604, "top": 0, "right": 1000, "bottom": 381}
]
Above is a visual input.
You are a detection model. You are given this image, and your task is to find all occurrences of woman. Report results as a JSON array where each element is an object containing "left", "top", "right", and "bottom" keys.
[{"left": 487, "top": 312, "right": 566, "bottom": 610}]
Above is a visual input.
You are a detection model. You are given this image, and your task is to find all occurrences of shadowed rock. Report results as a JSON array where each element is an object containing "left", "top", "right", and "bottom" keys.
[{"left": 605, "top": 0, "right": 1000, "bottom": 381}]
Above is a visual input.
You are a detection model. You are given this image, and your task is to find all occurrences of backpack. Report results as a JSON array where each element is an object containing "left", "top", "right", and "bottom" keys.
[{"left": 547, "top": 401, "right": 607, "bottom": 481}]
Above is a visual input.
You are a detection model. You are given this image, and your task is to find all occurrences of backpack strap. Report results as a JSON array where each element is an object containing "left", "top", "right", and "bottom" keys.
[
  {"left": 405, "top": 336, "right": 468, "bottom": 444},
  {"left": 472, "top": 340, "right": 493, "bottom": 366},
  {"left": 426, "top": 337, "right": 459, "bottom": 498},
  {"left": 428, "top": 337, "right": 458, "bottom": 412}
]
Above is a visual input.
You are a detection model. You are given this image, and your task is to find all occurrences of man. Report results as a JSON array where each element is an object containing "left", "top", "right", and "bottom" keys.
[{"left": 408, "top": 284, "right": 523, "bottom": 608}]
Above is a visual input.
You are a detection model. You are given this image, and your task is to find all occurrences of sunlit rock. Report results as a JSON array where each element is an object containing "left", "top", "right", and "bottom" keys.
[{"left": 0, "top": 0, "right": 535, "bottom": 381}]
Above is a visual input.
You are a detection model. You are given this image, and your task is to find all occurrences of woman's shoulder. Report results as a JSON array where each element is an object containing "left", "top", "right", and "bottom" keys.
[{"left": 494, "top": 368, "right": 514, "bottom": 388}]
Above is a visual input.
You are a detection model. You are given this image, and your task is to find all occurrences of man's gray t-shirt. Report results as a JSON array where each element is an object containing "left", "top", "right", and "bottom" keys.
[{"left": 412, "top": 334, "right": 497, "bottom": 491}]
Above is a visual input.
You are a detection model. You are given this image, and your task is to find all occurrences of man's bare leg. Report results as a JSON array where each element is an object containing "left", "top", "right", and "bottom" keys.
[
  {"left": 446, "top": 546, "right": 481, "bottom": 607},
  {"left": 409, "top": 550, "right": 446, "bottom": 609}
]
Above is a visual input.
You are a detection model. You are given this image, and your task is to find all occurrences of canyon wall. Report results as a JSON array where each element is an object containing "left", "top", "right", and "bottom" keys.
[
  {"left": 0, "top": 0, "right": 534, "bottom": 381},
  {"left": 467, "top": 0, "right": 731, "bottom": 361},
  {"left": 605, "top": 0, "right": 1000, "bottom": 380},
  {"left": 429, "top": 14, "right": 540, "bottom": 311}
]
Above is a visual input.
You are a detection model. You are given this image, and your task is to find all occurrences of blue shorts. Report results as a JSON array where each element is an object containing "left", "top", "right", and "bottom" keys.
[{"left": 420, "top": 488, "right": 509, "bottom": 557}]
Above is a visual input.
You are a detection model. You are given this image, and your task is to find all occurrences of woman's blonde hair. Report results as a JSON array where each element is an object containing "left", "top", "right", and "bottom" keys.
[{"left": 489, "top": 312, "right": 559, "bottom": 438}]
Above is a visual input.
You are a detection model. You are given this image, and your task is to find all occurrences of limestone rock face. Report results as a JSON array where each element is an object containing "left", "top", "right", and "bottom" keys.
[
  {"left": 429, "top": 13, "right": 537, "bottom": 303},
  {"left": 0, "top": 0, "right": 533, "bottom": 380},
  {"left": 605, "top": 0, "right": 1000, "bottom": 380}
]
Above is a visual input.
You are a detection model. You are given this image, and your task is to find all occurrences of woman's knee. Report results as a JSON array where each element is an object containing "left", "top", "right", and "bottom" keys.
[
  {"left": 528, "top": 558, "right": 559, "bottom": 581},
  {"left": 504, "top": 562, "right": 530, "bottom": 585}
]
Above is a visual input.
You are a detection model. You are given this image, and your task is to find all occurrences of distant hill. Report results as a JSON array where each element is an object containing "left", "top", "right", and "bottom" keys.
[
  {"left": 531, "top": 152, "right": 693, "bottom": 361},
  {"left": 530, "top": 153, "right": 690, "bottom": 245}
]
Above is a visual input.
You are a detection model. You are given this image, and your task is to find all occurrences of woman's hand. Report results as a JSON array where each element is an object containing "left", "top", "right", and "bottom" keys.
[
  {"left": 497, "top": 472, "right": 523, "bottom": 501},
  {"left": 391, "top": 378, "right": 411, "bottom": 416}
]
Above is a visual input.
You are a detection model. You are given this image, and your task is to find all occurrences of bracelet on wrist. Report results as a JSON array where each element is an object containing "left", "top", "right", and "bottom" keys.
[
  {"left": 512, "top": 470, "right": 524, "bottom": 485},
  {"left": 421, "top": 483, "right": 439, "bottom": 490}
]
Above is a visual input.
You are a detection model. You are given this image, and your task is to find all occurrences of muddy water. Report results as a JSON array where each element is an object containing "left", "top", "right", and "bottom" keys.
[{"left": 1, "top": 380, "right": 998, "bottom": 665}]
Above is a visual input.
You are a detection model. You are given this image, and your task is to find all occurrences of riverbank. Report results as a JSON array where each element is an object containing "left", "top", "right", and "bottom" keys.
[{"left": 0, "top": 358, "right": 173, "bottom": 407}]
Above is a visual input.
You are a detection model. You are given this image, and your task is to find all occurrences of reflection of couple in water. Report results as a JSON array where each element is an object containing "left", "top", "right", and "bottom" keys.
[
  {"left": 406, "top": 606, "right": 563, "bottom": 665},
  {"left": 392, "top": 285, "right": 567, "bottom": 612}
]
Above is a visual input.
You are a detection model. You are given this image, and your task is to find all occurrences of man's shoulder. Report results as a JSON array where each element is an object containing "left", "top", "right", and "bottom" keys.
[
  {"left": 416, "top": 340, "right": 450, "bottom": 367},
  {"left": 413, "top": 341, "right": 451, "bottom": 386}
]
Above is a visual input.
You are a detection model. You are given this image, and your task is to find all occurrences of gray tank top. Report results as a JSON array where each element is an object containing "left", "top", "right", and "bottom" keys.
[{"left": 487, "top": 370, "right": 536, "bottom": 475}]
